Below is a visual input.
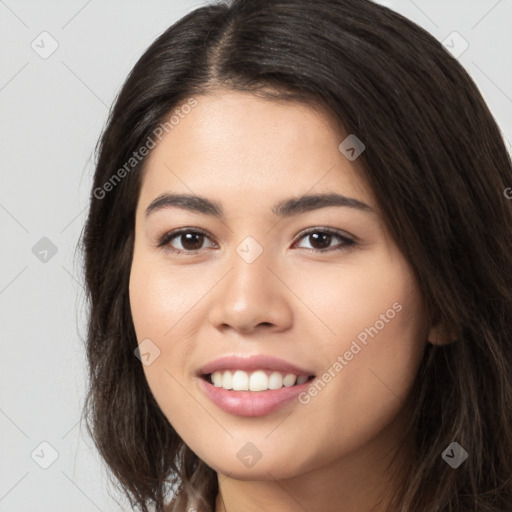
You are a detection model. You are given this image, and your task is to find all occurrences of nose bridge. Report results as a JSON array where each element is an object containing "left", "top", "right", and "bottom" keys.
[
  {"left": 226, "top": 234, "right": 274, "bottom": 308},
  {"left": 208, "top": 233, "right": 292, "bottom": 332}
]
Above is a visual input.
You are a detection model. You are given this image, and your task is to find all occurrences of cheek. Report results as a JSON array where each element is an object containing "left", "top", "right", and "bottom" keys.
[
  {"left": 129, "top": 251, "right": 207, "bottom": 343},
  {"left": 317, "top": 251, "right": 425, "bottom": 388},
  {"left": 298, "top": 245, "right": 425, "bottom": 361},
  {"left": 128, "top": 252, "right": 213, "bottom": 432},
  {"left": 294, "top": 252, "right": 426, "bottom": 455}
]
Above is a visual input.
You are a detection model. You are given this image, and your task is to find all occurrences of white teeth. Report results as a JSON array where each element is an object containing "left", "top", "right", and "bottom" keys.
[
  {"left": 268, "top": 371, "right": 283, "bottom": 390},
  {"left": 232, "top": 370, "right": 249, "bottom": 390},
  {"left": 223, "top": 370, "right": 233, "bottom": 389},
  {"left": 249, "top": 370, "right": 268, "bottom": 391},
  {"left": 207, "top": 369, "right": 311, "bottom": 391},
  {"left": 212, "top": 371, "right": 223, "bottom": 387}
]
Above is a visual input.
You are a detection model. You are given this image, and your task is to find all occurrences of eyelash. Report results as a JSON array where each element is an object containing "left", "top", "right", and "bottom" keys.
[{"left": 156, "top": 227, "right": 356, "bottom": 255}]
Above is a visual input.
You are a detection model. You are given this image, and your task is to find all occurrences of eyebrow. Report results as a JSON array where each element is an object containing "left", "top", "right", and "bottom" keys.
[{"left": 145, "top": 192, "right": 373, "bottom": 219}]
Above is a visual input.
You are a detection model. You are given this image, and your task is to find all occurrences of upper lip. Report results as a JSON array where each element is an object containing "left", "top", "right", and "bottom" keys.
[{"left": 199, "top": 355, "right": 315, "bottom": 377}]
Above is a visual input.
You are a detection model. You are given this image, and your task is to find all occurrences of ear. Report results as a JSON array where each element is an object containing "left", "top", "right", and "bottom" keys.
[{"left": 427, "top": 323, "right": 457, "bottom": 346}]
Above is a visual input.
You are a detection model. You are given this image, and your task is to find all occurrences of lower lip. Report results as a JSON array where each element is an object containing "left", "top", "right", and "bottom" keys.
[{"left": 197, "top": 376, "right": 313, "bottom": 417}]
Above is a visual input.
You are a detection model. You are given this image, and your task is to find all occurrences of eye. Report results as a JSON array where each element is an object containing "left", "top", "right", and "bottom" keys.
[
  {"left": 156, "top": 227, "right": 356, "bottom": 255},
  {"left": 157, "top": 228, "right": 216, "bottom": 254},
  {"left": 293, "top": 228, "right": 356, "bottom": 253}
]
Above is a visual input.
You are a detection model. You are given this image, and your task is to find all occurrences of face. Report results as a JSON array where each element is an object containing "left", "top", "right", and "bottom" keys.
[{"left": 129, "top": 90, "right": 429, "bottom": 481}]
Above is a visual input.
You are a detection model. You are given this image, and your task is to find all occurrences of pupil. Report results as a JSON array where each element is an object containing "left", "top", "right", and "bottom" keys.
[
  {"left": 182, "top": 233, "right": 203, "bottom": 250},
  {"left": 310, "top": 233, "right": 331, "bottom": 249}
]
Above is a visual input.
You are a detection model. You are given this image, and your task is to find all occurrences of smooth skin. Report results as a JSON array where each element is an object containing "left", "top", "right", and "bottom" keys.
[{"left": 129, "top": 90, "right": 448, "bottom": 512}]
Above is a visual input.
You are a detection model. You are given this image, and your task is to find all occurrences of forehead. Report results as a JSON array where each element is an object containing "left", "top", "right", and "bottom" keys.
[{"left": 138, "top": 91, "right": 373, "bottom": 211}]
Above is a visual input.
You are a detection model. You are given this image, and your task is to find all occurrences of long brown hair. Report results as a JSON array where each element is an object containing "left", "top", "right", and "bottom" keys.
[{"left": 80, "top": 0, "right": 512, "bottom": 510}]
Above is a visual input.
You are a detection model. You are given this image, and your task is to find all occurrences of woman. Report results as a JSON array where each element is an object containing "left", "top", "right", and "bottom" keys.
[{"left": 81, "top": 0, "right": 512, "bottom": 510}]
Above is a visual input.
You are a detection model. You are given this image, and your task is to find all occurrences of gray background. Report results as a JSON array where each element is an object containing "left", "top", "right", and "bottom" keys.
[{"left": 1, "top": 1, "right": 511, "bottom": 510}]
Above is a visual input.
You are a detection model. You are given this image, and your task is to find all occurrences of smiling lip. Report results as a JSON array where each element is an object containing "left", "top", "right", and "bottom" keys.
[
  {"left": 197, "top": 354, "right": 315, "bottom": 417},
  {"left": 197, "top": 376, "right": 314, "bottom": 417}
]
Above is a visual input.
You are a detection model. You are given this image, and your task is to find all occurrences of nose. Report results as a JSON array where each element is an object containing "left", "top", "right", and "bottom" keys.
[{"left": 207, "top": 244, "right": 293, "bottom": 335}]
